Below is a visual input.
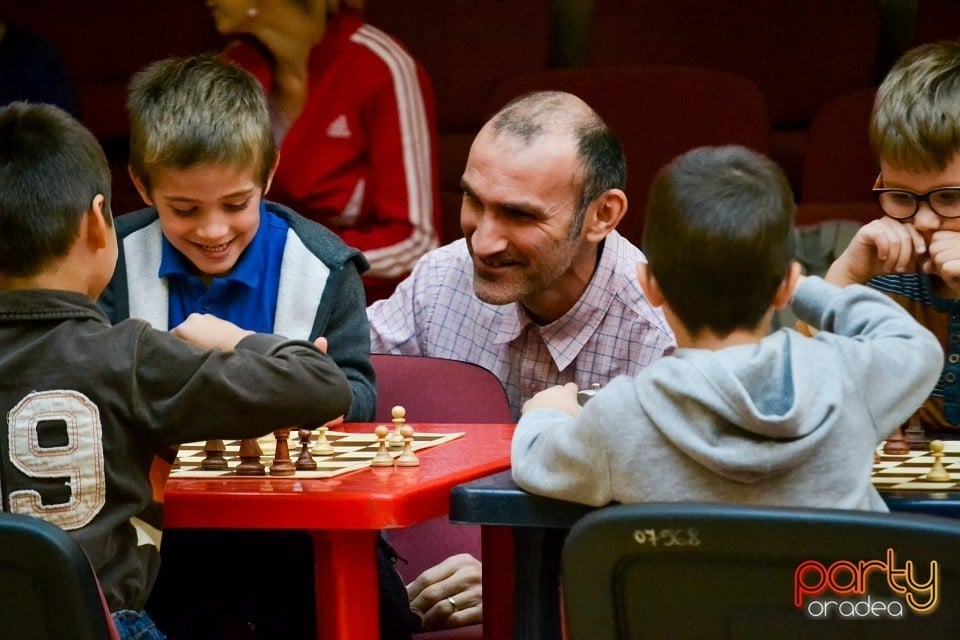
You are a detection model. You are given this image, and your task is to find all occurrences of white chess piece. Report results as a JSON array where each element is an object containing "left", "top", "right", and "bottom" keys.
[
  {"left": 925, "top": 440, "right": 951, "bottom": 482},
  {"left": 388, "top": 405, "right": 406, "bottom": 448},
  {"left": 395, "top": 425, "right": 420, "bottom": 467},
  {"left": 314, "top": 425, "right": 335, "bottom": 455},
  {"left": 371, "top": 425, "right": 395, "bottom": 467}
]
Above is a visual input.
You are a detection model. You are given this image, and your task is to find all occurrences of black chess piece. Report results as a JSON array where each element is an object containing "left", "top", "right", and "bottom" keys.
[{"left": 295, "top": 428, "right": 318, "bottom": 471}]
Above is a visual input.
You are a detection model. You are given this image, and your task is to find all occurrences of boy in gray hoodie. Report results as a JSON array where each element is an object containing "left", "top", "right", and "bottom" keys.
[{"left": 512, "top": 145, "right": 942, "bottom": 510}]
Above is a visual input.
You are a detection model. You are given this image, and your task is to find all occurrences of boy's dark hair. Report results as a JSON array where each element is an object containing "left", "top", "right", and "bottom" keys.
[
  {"left": 642, "top": 145, "right": 795, "bottom": 337},
  {"left": 127, "top": 54, "right": 277, "bottom": 192},
  {"left": 0, "top": 101, "right": 113, "bottom": 278}
]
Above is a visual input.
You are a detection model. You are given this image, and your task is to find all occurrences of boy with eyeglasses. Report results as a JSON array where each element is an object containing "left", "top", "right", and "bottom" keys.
[{"left": 825, "top": 39, "right": 960, "bottom": 432}]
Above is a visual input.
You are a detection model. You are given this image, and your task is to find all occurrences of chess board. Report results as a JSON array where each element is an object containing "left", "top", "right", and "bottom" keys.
[
  {"left": 170, "top": 429, "right": 465, "bottom": 479},
  {"left": 872, "top": 441, "right": 960, "bottom": 491}
]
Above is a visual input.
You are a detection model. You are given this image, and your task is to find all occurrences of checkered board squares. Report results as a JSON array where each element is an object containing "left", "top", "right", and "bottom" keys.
[
  {"left": 170, "top": 430, "right": 465, "bottom": 480},
  {"left": 872, "top": 441, "right": 960, "bottom": 491}
]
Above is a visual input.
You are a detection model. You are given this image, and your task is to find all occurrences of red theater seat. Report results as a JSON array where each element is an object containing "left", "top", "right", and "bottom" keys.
[
  {"left": 797, "top": 88, "right": 881, "bottom": 227},
  {"left": 485, "top": 65, "right": 770, "bottom": 244},
  {"left": 584, "top": 0, "right": 882, "bottom": 194},
  {"left": 2, "top": 1, "right": 222, "bottom": 215},
  {"left": 364, "top": 0, "right": 553, "bottom": 242},
  {"left": 370, "top": 354, "right": 512, "bottom": 640}
]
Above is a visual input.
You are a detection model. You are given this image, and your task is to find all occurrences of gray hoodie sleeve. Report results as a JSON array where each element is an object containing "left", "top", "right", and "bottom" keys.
[
  {"left": 512, "top": 396, "right": 620, "bottom": 507},
  {"left": 791, "top": 276, "right": 943, "bottom": 438},
  {"left": 511, "top": 277, "right": 943, "bottom": 506}
]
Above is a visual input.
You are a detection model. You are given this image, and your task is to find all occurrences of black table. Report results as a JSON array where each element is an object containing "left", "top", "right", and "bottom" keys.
[{"left": 450, "top": 469, "right": 960, "bottom": 640}]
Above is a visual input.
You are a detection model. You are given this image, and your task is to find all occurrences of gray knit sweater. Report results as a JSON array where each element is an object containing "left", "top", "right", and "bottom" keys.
[{"left": 512, "top": 277, "right": 943, "bottom": 510}]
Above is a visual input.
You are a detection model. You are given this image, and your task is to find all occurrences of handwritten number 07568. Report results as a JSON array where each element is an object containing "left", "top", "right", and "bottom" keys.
[{"left": 633, "top": 527, "right": 700, "bottom": 547}]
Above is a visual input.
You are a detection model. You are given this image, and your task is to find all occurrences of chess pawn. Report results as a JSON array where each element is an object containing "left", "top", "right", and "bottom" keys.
[
  {"left": 295, "top": 428, "right": 318, "bottom": 471},
  {"left": 371, "top": 425, "right": 395, "bottom": 467},
  {"left": 395, "top": 424, "right": 420, "bottom": 467},
  {"left": 314, "top": 425, "right": 335, "bottom": 455},
  {"left": 925, "top": 440, "right": 952, "bottom": 482},
  {"left": 388, "top": 405, "right": 406, "bottom": 448}
]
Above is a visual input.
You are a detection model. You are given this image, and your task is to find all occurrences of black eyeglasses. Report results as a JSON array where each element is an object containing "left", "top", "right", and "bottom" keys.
[{"left": 872, "top": 174, "right": 960, "bottom": 220}]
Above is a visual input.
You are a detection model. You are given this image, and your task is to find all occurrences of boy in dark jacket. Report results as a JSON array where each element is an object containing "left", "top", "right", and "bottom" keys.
[{"left": 0, "top": 100, "right": 351, "bottom": 639}]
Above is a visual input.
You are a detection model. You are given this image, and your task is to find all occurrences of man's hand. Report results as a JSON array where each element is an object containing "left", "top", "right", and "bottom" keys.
[{"left": 406, "top": 554, "right": 482, "bottom": 631}]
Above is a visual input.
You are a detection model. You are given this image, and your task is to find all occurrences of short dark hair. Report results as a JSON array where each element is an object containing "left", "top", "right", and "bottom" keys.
[
  {"left": 642, "top": 145, "right": 795, "bottom": 336},
  {"left": 0, "top": 101, "right": 112, "bottom": 277},
  {"left": 574, "top": 121, "right": 627, "bottom": 236},
  {"left": 491, "top": 91, "right": 627, "bottom": 236}
]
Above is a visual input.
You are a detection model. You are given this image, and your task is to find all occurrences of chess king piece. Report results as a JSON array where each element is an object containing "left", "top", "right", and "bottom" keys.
[
  {"left": 371, "top": 424, "right": 395, "bottom": 467},
  {"left": 925, "top": 440, "right": 952, "bottom": 482},
  {"left": 395, "top": 424, "right": 420, "bottom": 467}
]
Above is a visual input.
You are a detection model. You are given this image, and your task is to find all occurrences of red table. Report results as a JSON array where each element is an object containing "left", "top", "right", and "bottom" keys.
[{"left": 162, "top": 422, "right": 514, "bottom": 640}]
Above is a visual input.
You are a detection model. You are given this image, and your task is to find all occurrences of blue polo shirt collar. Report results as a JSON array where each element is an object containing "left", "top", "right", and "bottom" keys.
[{"left": 158, "top": 203, "right": 268, "bottom": 288}]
